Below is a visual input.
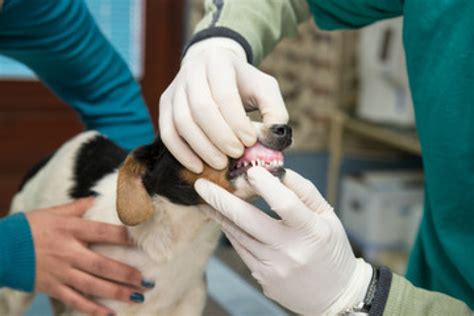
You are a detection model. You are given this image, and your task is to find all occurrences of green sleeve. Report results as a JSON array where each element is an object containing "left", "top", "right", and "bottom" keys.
[
  {"left": 307, "top": 0, "right": 403, "bottom": 30},
  {"left": 383, "top": 274, "right": 472, "bottom": 315},
  {"left": 188, "top": 0, "right": 310, "bottom": 65},
  {"left": 187, "top": 0, "right": 406, "bottom": 65}
]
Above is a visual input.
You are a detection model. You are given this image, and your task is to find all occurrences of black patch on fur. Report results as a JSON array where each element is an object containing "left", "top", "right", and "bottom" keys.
[
  {"left": 18, "top": 154, "right": 54, "bottom": 191},
  {"left": 134, "top": 138, "right": 200, "bottom": 206},
  {"left": 69, "top": 135, "right": 127, "bottom": 198}
]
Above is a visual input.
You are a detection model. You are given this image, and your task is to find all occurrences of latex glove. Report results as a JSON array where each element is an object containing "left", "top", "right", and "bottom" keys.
[
  {"left": 159, "top": 38, "right": 288, "bottom": 173},
  {"left": 195, "top": 167, "right": 373, "bottom": 315},
  {"left": 26, "top": 198, "right": 153, "bottom": 316}
]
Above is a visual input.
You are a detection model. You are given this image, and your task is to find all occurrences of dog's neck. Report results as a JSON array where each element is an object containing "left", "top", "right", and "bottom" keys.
[{"left": 128, "top": 197, "right": 220, "bottom": 263}]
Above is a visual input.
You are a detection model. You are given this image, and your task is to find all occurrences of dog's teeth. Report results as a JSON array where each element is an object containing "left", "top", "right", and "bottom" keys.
[{"left": 243, "top": 161, "right": 248, "bottom": 167}]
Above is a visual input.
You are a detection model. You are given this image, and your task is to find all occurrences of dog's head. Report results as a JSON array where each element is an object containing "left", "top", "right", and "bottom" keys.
[{"left": 116, "top": 122, "right": 292, "bottom": 226}]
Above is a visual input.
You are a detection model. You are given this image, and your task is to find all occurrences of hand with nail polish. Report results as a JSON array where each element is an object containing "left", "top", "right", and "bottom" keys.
[
  {"left": 159, "top": 38, "right": 289, "bottom": 173},
  {"left": 26, "top": 198, "right": 152, "bottom": 316},
  {"left": 195, "top": 167, "right": 373, "bottom": 315}
]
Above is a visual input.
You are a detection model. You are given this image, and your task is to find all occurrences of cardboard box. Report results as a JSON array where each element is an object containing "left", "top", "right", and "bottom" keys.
[
  {"left": 357, "top": 17, "right": 415, "bottom": 127},
  {"left": 340, "top": 170, "right": 424, "bottom": 254}
]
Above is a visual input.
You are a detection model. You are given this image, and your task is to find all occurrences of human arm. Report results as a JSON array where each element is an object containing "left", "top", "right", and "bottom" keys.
[
  {"left": 159, "top": 0, "right": 310, "bottom": 172},
  {"left": 159, "top": 0, "right": 404, "bottom": 173},
  {"left": 1, "top": 198, "right": 153, "bottom": 316},
  {"left": 0, "top": 0, "right": 154, "bottom": 150},
  {"left": 195, "top": 167, "right": 472, "bottom": 315}
]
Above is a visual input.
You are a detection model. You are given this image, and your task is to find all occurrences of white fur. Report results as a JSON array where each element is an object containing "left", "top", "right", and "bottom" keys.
[{"left": 2, "top": 131, "right": 222, "bottom": 316}]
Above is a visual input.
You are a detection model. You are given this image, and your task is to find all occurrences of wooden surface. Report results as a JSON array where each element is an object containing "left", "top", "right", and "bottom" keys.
[{"left": 0, "top": 0, "right": 185, "bottom": 216}]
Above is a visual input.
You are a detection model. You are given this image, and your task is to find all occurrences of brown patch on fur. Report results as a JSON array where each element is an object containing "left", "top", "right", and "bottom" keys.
[
  {"left": 117, "top": 155, "right": 154, "bottom": 226},
  {"left": 181, "top": 164, "right": 236, "bottom": 194}
]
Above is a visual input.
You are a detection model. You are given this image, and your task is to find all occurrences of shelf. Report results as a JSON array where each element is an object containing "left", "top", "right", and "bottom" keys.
[{"left": 327, "top": 110, "right": 421, "bottom": 205}]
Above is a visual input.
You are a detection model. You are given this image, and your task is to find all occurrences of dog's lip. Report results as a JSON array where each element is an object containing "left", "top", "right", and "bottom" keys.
[{"left": 228, "top": 142, "right": 285, "bottom": 179}]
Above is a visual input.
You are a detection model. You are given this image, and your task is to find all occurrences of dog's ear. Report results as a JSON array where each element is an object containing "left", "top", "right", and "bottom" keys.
[{"left": 116, "top": 155, "right": 154, "bottom": 226}]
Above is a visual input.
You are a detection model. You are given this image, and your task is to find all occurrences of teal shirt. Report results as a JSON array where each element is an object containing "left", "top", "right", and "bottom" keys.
[
  {"left": 308, "top": 0, "right": 474, "bottom": 308},
  {"left": 0, "top": 214, "right": 34, "bottom": 291},
  {"left": 0, "top": 0, "right": 154, "bottom": 291}
]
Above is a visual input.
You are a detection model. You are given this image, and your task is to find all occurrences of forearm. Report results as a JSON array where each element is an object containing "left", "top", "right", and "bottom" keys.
[
  {"left": 0, "top": 213, "right": 35, "bottom": 292},
  {"left": 0, "top": 0, "right": 154, "bottom": 150},
  {"left": 383, "top": 273, "right": 472, "bottom": 315},
  {"left": 188, "top": 0, "right": 310, "bottom": 65}
]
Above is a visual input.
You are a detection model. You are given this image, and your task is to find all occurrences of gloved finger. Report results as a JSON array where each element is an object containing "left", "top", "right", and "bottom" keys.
[
  {"left": 186, "top": 67, "right": 244, "bottom": 160},
  {"left": 159, "top": 92, "right": 203, "bottom": 173},
  {"left": 247, "top": 167, "right": 314, "bottom": 228},
  {"left": 283, "top": 169, "right": 332, "bottom": 214},
  {"left": 219, "top": 217, "right": 273, "bottom": 261},
  {"left": 237, "top": 65, "right": 289, "bottom": 125},
  {"left": 207, "top": 59, "right": 257, "bottom": 147},
  {"left": 225, "top": 231, "right": 263, "bottom": 275},
  {"left": 172, "top": 87, "right": 227, "bottom": 169},
  {"left": 194, "top": 178, "right": 279, "bottom": 244}
]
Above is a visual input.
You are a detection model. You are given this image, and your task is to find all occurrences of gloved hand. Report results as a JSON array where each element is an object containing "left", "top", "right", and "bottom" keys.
[
  {"left": 159, "top": 38, "right": 288, "bottom": 173},
  {"left": 195, "top": 167, "right": 373, "bottom": 315}
]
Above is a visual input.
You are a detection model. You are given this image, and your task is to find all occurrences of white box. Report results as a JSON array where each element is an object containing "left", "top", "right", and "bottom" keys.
[
  {"left": 340, "top": 171, "right": 424, "bottom": 253},
  {"left": 357, "top": 17, "right": 415, "bottom": 127}
]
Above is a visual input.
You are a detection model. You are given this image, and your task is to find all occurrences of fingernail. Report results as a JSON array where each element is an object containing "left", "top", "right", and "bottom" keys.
[
  {"left": 130, "top": 292, "right": 144, "bottom": 303},
  {"left": 141, "top": 279, "right": 155, "bottom": 289}
]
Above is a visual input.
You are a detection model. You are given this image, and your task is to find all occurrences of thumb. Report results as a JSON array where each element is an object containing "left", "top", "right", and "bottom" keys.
[
  {"left": 237, "top": 65, "right": 289, "bottom": 125},
  {"left": 282, "top": 169, "right": 333, "bottom": 214},
  {"left": 48, "top": 197, "right": 95, "bottom": 217},
  {"left": 247, "top": 167, "right": 314, "bottom": 228}
]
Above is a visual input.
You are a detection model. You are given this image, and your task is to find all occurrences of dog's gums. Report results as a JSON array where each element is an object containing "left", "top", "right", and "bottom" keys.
[{"left": 229, "top": 142, "right": 285, "bottom": 179}]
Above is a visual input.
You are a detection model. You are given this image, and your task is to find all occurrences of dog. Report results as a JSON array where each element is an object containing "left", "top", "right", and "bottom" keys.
[{"left": 0, "top": 122, "right": 292, "bottom": 315}]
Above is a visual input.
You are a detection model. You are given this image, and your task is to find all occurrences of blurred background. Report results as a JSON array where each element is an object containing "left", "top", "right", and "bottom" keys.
[{"left": 0, "top": 1, "right": 423, "bottom": 315}]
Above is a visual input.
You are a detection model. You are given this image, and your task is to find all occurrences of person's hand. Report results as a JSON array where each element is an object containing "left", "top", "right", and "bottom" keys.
[
  {"left": 26, "top": 198, "right": 153, "bottom": 316},
  {"left": 159, "top": 38, "right": 289, "bottom": 173},
  {"left": 195, "top": 167, "right": 373, "bottom": 315}
]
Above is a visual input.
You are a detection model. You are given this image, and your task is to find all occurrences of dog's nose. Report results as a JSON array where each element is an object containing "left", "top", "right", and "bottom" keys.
[
  {"left": 270, "top": 124, "right": 292, "bottom": 139},
  {"left": 268, "top": 124, "right": 292, "bottom": 150}
]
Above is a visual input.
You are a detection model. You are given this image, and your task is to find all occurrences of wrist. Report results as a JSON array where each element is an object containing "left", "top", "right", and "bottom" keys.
[
  {"left": 324, "top": 259, "right": 373, "bottom": 315},
  {"left": 182, "top": 37, "right": 247, "bottom": 65}
]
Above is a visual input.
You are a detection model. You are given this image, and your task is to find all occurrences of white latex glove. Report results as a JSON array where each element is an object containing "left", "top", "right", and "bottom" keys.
[
  {"left": 195, "top": 167, "right": 373, "bottom": 315},
  {"left": 159, "top": 38, "right": 289, "bottom": 173}
]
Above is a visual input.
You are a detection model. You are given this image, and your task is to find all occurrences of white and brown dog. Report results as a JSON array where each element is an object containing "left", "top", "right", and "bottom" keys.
[{"left": 0, "top": 122, "right": 292, "bottom": 315}]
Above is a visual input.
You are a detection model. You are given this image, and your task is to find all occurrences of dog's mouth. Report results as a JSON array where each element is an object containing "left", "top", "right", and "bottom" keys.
[{"left": 228, "top": 142, "right": 285, "bottom": 179}]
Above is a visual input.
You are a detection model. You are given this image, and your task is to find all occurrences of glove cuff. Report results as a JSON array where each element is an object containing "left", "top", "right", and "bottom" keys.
[
  {"left": 182, "top": 37, "right": 247, "bottom": 65},
  {"left": 323, "top": 259, "right": 373, "bottom": 315}
]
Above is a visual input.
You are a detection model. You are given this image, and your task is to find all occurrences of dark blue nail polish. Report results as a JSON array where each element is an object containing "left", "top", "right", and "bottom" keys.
[
  {"left": 130, "top": 292, "right": 144, "bottom": 303},
  {"left": 107, "top": 313, "right": 115, "bottom": 316},
  {"left": 141, "top": 279, "right": 155, "bottom": 289}
]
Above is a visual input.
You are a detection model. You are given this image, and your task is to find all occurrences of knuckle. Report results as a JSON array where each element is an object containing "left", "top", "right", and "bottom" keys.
[
  {"left": 113, "top": 287, "right": 130, "bottom": 300},
  {"left": 262, "top": 74, "right": 279, "bottom": 89},
  {"left": 190, "top": 102, "right": 206, "bottom": 113},
  {"left": 118, "top": 266, "right": 141, "bottom": 284},
  {"left": 92, "top": 259, "right": 107, "bottom": 274},
  {"left": 159, "top": 93, "right": 169, "bottom": 106},
  {"left": 80, "top": 279, "right": 95, "bottom": 293},
  {"left": 173, "top": 111, "right": 189, "bottom": 130},
  {"left": 67, "top": 297, "right": 82, "bottom": 310},
  {"left": 159, "top": 129, "right": 174, "bottom": 146}
]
